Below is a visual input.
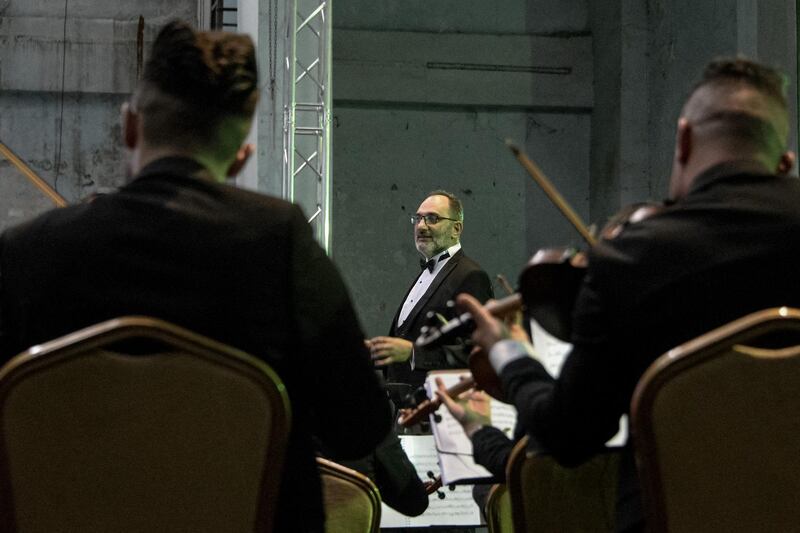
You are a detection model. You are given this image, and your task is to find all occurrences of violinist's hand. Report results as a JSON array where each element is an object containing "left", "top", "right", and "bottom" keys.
[
  {"left": 368, "top": 336, "right": 413, "bottom": 366},
  {"left": 508, "top": 322, "right": 530, "bottom": 343},
  {"left": 435, "top": 376, "right": 491, "bottom": 438},
  {"left": 503, "top": 305, "right": 531, "bottom": 343},
  {"left": 397, "top": 408, "right": 413, "bottom": 425},
  {"left": 456, "top": 293, "right": 511, "bottom": 353}
]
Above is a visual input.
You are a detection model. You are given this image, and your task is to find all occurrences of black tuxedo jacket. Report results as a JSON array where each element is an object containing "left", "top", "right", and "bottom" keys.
[
  {"left": 498, "top": 160, "right": 800, "bottom": 532},
  {"left": 0, "top": 157, "right": 391, "bottom": 533},
  {"left": 386, "top": 249, "right": 493, "bottom": 390}
]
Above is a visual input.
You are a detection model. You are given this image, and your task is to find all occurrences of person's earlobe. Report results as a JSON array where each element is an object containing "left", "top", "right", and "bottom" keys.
[
  {"left": 676, "top": 118, "right": 692, "bottom": 165},
  {"left": 776, "top": 151, "right": 796, "bottom": 175},
  {"left": 122, "top": 102, "right": 138, "bottom": 149},
  {"left": 226, "top": 143, "right": 255, "bottom": 178}
]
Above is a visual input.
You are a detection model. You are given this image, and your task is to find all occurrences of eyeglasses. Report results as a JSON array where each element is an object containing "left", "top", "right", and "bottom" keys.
[{"left": 410, "top": 214, "right": 458, "bottom": 226}]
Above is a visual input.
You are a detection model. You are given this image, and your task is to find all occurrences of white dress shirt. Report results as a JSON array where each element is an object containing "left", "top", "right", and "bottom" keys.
[{"left": 397, "top": 242, "right": 461, "bottom": 328}]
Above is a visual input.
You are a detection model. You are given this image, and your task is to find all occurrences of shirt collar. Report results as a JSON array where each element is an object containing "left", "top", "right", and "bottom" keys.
[
  {"left": 433, "top": 242, "right": 461, "bottom": 263},
  {"left": 688, "top": 159, "right": 775, "bottom": 195},
  {"left": 134, "top": 156, "right": 215, "bottom": 183}
]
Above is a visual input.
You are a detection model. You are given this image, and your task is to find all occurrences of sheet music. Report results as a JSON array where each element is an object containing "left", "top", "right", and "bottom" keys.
[
  {"left": 380, "top": 435, "right": 482, "bottom": 528},
  {"left": 530, "top": 318, "right": 572, "bottom": 377},
  {"left": 423, "top": 371, "right": 516, "bottom": 486}
]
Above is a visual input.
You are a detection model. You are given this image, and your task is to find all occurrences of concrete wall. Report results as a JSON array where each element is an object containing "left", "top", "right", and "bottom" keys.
[
  {"left": 0, "top": 1, "right": 197, "bottom": 229},
  {"left": 589, "top": 0, "right": 798, "bottom": 223},
  {"left": 333, "top": 0, "right": 588, "bottom": 34}
]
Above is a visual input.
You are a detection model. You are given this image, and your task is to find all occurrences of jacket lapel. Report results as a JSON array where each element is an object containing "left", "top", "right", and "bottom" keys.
[{"left": 396, "top": 250, "right": 463, "bottom": 335}]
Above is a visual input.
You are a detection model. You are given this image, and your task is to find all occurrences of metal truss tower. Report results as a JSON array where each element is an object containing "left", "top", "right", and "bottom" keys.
[{"left": 284, "top": 0, "right": 333, "bottom": 253}]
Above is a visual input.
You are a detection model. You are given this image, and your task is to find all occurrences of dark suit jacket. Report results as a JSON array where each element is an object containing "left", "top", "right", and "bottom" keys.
[
  {"left": 0, "top": 157, "right": 391, "bottom": 533},
  {"left": 498, "top": 160, "right": 800, "bottom": 532},
  {"left": 386, "top": 250, "right": 493, "bottom": 390},
  {"left": 338, "top": 428, "right": 429, "bottom": 517}
]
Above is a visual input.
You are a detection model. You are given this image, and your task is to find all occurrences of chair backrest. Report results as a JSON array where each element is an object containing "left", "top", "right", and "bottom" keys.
[
  {"left": 317, "top": 457, "right": 381, "bottom": 533},
  {"left": 506, "top": 436, "right": 619, "bottom": 532},
  {"left": 632, "top": 307, "right": 800, "bottom": 533},
  {"left": 0, "top": 316, "right": 291, "bottom": 533},
  {"left": 484, "top": 483, "right": 513, "bottom": 533}
]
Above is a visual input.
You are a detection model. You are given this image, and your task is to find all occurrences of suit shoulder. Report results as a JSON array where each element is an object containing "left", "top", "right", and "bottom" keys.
[
  {"left": 215, "top": 183, "right": 309, "bottom": 226},
  {"left": 2, "top": 203, "right": 89, "bottom": 245},
  {"left": 221, "top": 183, "right": 297, "bottom": 213},
  {"left": 451, "top": 251, "right": 493, "bottom": 299},
  {"left": 454, "top": 252, "right": 489, "bottom": 275}
]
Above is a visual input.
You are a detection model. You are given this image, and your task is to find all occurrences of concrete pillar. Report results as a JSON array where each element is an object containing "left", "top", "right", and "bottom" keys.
[{"left": 236, "top": 0, "right": 288, "bottom": 197}]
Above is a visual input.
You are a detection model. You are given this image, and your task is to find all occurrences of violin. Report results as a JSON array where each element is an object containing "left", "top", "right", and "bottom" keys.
[
  {"left": 517, "top": 201, "right": 663, "bottom": 339},
  {"left": 398, "top": 297, "right": 517, "bottom": 427},
  {"left": 416, "top": 294, "right": 523, "bottom": 348},
  {"left": 423, "top": 471, "right": 444, "bottom": 497},
  {"left": 401, "top": 254, "right": 579, "bottom": 427}
]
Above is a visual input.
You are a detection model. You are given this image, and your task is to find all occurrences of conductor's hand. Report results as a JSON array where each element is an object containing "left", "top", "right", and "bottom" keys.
[
  {"left": 368, "top": 336, "right": 413, "bottom": 366},
  {"left": 455, "top": 293, "right": 512, "bottom": 353},
  {"left": 435, "top": 376, "right": 491, "bottom": 438}
]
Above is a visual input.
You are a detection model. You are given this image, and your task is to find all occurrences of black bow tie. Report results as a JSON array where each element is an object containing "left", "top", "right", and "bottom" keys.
[{"left": 420, "top": 251, "right": 450, "bottom": 273}]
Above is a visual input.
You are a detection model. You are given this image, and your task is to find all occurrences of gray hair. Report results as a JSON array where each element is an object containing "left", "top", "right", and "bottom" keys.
[{"left": 427, "top": 190, "right": 464, "bottom": 222}]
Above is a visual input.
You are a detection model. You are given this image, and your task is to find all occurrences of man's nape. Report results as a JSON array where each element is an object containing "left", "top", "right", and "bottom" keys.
[
  {"left": 668, "top": 58, "right": 794, "bottom": 200},
  {"left": 127, "top": 21, "right": 258, "bottom": 182}
]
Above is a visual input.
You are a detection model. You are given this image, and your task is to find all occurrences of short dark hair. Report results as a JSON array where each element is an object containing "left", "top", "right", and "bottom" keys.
[
  {"left": 693, "top": 57, "right": 787, "bottom": 108},
  {"left": 134, "top": 21, "right": 258, "bottom": 153},
  {"left": 688, "top": 58, "right": 789, "bottom": 158},
  {"left": 428, "top": 190, "right": 464, "bottom": 222}
]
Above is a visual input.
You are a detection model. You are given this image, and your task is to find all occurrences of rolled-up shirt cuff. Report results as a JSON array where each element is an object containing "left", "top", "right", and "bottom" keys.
[{"left": 488, "top": 339, "right": 536, "bottom": 374}]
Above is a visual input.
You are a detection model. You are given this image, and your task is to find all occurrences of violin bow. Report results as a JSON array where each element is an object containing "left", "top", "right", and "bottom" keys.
[
  {"left": 506, "top": 140, "right": 596, "bottom": 247},
  {"left": 495, "top": 273, "right": 515, "bottom": 296},
  {"left": 398, "top": 376, "right": 476, "bottom": 427},
  {"left": 0, "top": 140, "right": 68, "bottom": 207}
]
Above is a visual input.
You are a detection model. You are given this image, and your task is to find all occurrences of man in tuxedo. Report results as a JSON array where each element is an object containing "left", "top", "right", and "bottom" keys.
[
  {"left": 448, "top": 57, "right": 800, "bottom": 532},
  {"left": 369, "top": 190, "right": 493, "bottom": 393},
  {"left": 0, "top": 21, "right": 390, "bottom": 533}
]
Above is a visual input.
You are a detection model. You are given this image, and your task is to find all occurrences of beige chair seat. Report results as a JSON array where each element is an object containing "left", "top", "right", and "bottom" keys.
[
  {"left": 506, "top": 436, "right": 620, "bottom": 532},
  {"left": 0, "top": 316, "right": 290, "bottom": 533},
  {"left": 317, "top": 457, "right": 381, "bottom": 533},
  {"left": 632, "top": 307, "right": 800, "bottom": 533},
  {"left": 485, "top": 482, "right": 512, "bottom": 533}
]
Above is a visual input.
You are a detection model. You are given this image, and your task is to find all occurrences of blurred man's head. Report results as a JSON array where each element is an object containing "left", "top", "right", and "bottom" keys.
[
  {"left": 123, "top": 21, "right": 258, "bottom": 180},
  {"left": 669, "top": 58, "right": 795, "bottom": 199}
]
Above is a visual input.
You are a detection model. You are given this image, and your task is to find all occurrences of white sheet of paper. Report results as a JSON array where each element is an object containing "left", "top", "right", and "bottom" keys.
[
  {"left": 424, "top": 371, "right": 517, "bottom": 486},
  {"left": 530, "top": 319, "right": 572, "bottom": 377},
  {"left": 379, "top": 435, "right": 482, "bottom": 528}
]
